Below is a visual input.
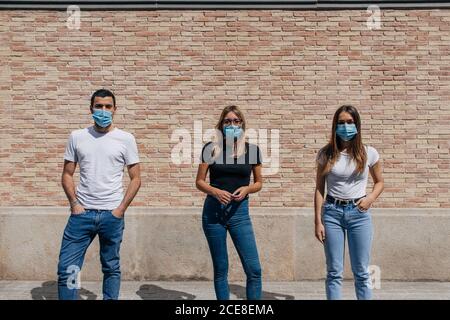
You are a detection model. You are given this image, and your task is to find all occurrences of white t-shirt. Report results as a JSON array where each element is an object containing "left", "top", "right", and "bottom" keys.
[
  {"left": 318, "top": 146, "right": 380, "bottom": 200},
  {"left": 64, "top": 126, "right": 140, "bottom": 210}
]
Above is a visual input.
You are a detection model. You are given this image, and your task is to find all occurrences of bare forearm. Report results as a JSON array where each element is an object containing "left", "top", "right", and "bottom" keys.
[
  {"left": 196, "top": 180, "right": 218, "bottom": 197},
  {"left": 246, "top": 182, "right": 262, "bottom": 194},
  {"left": 314, "top": 190, "right": 325, "bottom": 225},
  {"left": 61, "top": 174, "right": 77, "bottom": 204},
  {"left": 117, "top": 178, "right": 141, "bottom": 211},
  {"left": 367, "top": 181, "right": 384, "bottom": 203}
]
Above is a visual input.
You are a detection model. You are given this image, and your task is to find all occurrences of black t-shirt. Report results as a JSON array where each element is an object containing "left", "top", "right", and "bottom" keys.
[{"left": 201, "top": 141, "right": 262, "bottom": 196}]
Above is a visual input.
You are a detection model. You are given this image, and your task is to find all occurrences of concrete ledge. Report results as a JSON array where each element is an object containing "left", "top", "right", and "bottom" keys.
[{"left": 0, "top": 207, "right": 449, "bottom": 281}]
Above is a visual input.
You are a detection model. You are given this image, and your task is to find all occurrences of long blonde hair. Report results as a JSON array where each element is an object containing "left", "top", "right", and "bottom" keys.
[{"left": 210, "top": 105, "right": 247, "bottom": 161}]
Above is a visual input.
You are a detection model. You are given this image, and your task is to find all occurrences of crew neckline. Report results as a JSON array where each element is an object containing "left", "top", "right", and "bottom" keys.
[{"left": 89, "top": 126, "right": 117, "bottom": 136}]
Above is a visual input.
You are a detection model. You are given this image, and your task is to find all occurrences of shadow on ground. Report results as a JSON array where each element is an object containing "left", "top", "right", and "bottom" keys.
[
  {"left": 229, "top": 284, "right": 295, "bottom": 300},
  {"left": 136, "top": 284, "right": 196, "bottom": 300},
  {"left": 30, "top": 281, "right": 97, "bottom": 300},
  {"left": 30, "top": 281, "right": 294, "bottom": 300}
]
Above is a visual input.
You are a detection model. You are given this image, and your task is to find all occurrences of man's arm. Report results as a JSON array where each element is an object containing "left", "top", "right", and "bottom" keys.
[
  {"left": 112, "top": 163, "right": 141, "bottom": 218},
  {"left": 61, "top": 160, "right": 85, "bottom": 214}
]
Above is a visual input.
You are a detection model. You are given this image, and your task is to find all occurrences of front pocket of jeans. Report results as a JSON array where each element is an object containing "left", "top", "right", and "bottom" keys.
[
  {"left": 323, "top": 202, "right": 334, "bottom": 210},
  {"left": 70, "top": 210, "right": 87, "bottom": 217},
  {"left": 356, "top": 206, "right": 368, "bottom": 213},
  {"left": 322, "top": 203, "right": 334, "bottom": 216},
  {"left": 109, "top": 211, "right": 124, "bottom": 220}
]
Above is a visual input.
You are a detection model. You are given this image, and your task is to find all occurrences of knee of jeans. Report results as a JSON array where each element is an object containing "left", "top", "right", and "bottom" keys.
[
  {"left": 214, "top": 272, "right": 228, "bottom": 282},
  {"left": 101, "top": 260, "right": 121, "bottom": 274},
  {"left": 213, "top": 263, "right": 228, "bottom": 280},
  {"left": 246, "top": 262, "right": 262, "bottom": 279},
  {"left": 102, "top": 266, "right": 121, "bottom": 276},
  {"left": 326, "top": 268, "right": 343, "bottom": 280},
  {"left": 57, "top": 268, "right": 69, "bottom": 284},
  {"left": 57, "top": 266, "right": 66, "bottom": 280},
  {"left": 352, "top": 267, "right": 370, "bottom": 281},
  {"left": 57, "top": 260, "right": 80, "bottom": 278}
]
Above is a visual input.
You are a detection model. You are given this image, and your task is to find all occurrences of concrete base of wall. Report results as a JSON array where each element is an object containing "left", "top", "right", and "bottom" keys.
[{"left": 0, "top": 207, "right": 449, "bottom": 281}]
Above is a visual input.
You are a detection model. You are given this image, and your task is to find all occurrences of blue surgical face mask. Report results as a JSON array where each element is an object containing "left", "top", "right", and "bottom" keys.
[
  {"left": 336, "top": 123, "right": 358, "bottom": 141},
  {"left": 92, "top": 109, "right": 113, "bottom": 128},
  {"left": 223, "top": 125, "right": 243, "bottom": 140}
]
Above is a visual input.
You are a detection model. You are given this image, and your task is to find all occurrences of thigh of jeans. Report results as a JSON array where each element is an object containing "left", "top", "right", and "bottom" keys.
[
  {"left": 348, "top": 204, "right": 372, "bottom": 228},
  {"left": 98, "top": 211, "right": 124, "bottom": 244},
  {"left": 58, "top": 212, "right": 96, "bottom": 276},
  {"left": 347, "top": 205, "right": 373, "bottom": 246},
  {"left": 202, "top": 195, "right": 223, "bottom": 226},
  {"left": 322, "top": 202, "right": 343, "bottom": 225},
  {"left": 201, "top": 199, "right": 228, "bottom": 251},
  {"left": 227, "top": 198, "right": 249, "bottom": 222},
  {"left": 63, "top": 210, "right": 95, "bottom": 240},
  {"left": 225, "top": 199, "right": 255, "bottom": 237}
]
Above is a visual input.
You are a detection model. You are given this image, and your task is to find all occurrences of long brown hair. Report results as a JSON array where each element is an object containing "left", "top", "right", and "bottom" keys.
[
  {"left": 211, "top": 105, "right": 247, "bottom": 160},
  {"left": 318, "top": 105, "right": 367, "bottom": 175}
]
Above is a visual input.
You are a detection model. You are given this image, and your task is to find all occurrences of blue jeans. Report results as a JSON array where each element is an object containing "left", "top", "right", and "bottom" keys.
[
  {"left": 202, "top": 195, "right": 262, "bottom": 300},
  {"left": 322, "top": 201, "right": 373, "bottom": 300},
  {"left": 57, "top": 209, "right": 124, "bottom": 300}
]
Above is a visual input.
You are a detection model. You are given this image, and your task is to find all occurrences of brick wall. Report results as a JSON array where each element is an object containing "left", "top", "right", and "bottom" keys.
[{"left": 0, "top": 9, "right": 449, "bottom": 208}]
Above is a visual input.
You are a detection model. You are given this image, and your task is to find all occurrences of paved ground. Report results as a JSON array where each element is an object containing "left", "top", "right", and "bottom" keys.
[{"left": 0, "top": 281, "right": 449, "bottom": 300}]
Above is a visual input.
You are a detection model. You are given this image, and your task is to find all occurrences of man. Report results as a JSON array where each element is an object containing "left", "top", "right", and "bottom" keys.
[{"left": 57, "top": 89, "right": 141, "bottom": 300}]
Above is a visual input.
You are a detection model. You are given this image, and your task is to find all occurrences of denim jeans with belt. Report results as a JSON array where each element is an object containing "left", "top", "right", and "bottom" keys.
[
  {"left": 202, "top": 195, "right": 262, "bottom": 300},
  {"left": 57, "top": 209, "right": 125, "bottom": 300},
  {"left": 322, "top": 200, "right": 373, "bottom": 300}
]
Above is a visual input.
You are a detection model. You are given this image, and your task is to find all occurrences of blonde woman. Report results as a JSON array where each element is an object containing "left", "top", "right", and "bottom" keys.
[{"left": 196, "top": 105, "right": 263, "bottom": 300}]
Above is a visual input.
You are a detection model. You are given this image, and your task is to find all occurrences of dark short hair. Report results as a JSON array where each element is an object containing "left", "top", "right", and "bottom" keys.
[{"left": 90, "top": 89, "right": 116, "bottom": 109}]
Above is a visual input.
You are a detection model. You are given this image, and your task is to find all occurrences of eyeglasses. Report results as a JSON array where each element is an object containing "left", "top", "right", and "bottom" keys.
[{"left": 223, "top": 118, "right": 242, "bottom": 126}]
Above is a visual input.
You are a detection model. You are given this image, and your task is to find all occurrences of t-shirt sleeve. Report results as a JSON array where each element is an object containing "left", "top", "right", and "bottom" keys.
[
  {"left": 124, "top": 135, "right": 140, "bottom": 166},
  {"left": 64, "top": 132, "right": 78, "bottom": 163},
  {"left": 256, "top": 145, "right": 263, "bottom": 165},
  {"left": 247, "top": 143, "right": 262, "bottom": 165},
  {"left": 367, "top": 146, "right": 380, "bottom": 167},
  {"left": 200, "top": 142, "right": 214, "bottom": 164}
]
